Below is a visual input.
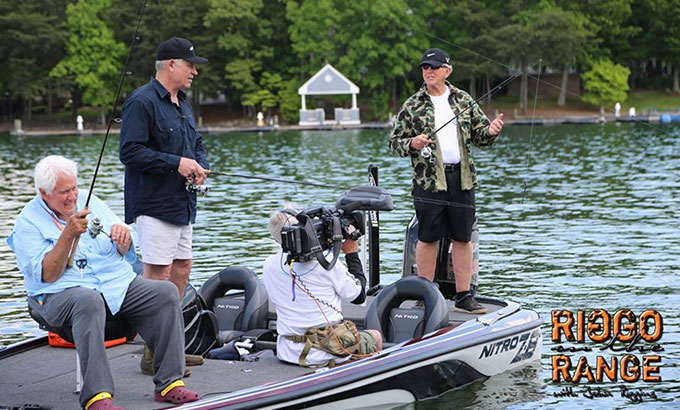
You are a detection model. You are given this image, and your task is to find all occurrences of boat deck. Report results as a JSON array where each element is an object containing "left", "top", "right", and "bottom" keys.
[{"left": 0, "top": 297, "right": 504, "bottom": 410}]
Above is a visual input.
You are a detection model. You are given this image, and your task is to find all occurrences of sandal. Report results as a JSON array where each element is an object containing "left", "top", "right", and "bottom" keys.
[
  {"left": 87, "top": 398, "right": 122, "bottom": 410},
  {"left": 154, "top": 381, "right": 200, "bottom": 404}
]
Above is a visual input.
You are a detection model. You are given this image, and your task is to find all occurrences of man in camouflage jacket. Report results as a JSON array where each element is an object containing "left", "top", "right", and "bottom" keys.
[{"left": 389, "top": 48, "right": 503, "bottom": 314}]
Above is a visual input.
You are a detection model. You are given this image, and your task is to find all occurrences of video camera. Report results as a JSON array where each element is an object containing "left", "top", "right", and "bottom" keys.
[{"left": 280, "top": 185, "right": 393, "bottom": 270}]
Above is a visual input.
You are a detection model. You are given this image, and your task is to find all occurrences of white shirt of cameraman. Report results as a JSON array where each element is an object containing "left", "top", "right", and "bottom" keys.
[{"left": 263, "top": 249, "right": 362, "bottom": 366}]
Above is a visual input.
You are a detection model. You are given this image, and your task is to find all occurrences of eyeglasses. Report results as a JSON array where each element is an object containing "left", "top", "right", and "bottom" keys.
[{"left": 421, "top": 64, "right": 442, "bottom": 70}]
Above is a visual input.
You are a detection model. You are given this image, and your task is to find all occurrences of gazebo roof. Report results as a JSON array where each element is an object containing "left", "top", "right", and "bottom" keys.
[{"left": 298, "top": 64, "right": 360, "bottom": 95}]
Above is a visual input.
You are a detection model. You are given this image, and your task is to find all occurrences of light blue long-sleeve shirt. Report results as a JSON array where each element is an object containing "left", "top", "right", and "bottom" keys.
[{"left": 7, "top": 192, "right": 137, "bottom": 314}]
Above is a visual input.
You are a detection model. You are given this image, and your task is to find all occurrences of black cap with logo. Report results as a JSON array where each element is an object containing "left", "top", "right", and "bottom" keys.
[
  {"left": 421, "top": 48, "right": 450, "bottom": 68},
  {"left": 156, "top": 37, "right": 208, "bottom": 64}
]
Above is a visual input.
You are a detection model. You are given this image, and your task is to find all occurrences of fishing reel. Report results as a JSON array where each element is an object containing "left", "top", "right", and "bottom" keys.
[
  {"left": 420, "top": 147, "right": 435, "bottom": 164},
  {"left": 88, "top": 217, "right": 110, "bottom": 239},
  {"left": 186, "top": 181, "right": 210, "bottom": 196}
]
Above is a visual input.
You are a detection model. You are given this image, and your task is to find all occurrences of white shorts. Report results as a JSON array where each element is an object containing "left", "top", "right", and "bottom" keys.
[{"left": 135, "top": 215, "right": 192, "bottom": 265}]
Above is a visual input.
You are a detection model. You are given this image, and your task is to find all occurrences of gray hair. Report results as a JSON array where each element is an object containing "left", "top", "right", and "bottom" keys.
[
  {"left": 269, "top": 204, "right": 299, "bottom": 244},
  {"left": 34, "top": 155, "right": 78, "bottom": 195},
  {"left": 156, "top": 59, "right": 190, "bottom": 72},
  {"left": 155, "top": 59, "right": 170, "bottom": 72}
]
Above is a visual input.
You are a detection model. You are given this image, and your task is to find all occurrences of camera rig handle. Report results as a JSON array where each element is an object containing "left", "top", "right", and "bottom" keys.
[{"left": 299, "top": 213, "right": 342, "bottom": 270}]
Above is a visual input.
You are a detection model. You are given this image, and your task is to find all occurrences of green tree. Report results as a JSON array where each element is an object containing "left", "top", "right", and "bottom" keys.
[
  {"left": 0, "top": 0, "right": 68, "bottom": 122},
  {"left": 50, "top": 0, "right": 125, "bottom": 125},
  {"left": 494, "top": 0, "right": 544, "bottom": 114},
  {"left": 205, "top": 0, "right": 273, "bottom": 114},
  {"left": 581, "top": 59, "right": 630, "bottom": 110},
  {"left": 407, "top": 0, "right": 505, "bottom": 103},
  {"left": 534, "top": 3, "right": 593, "bottom": 106},
  {"left": 288, "top": 0, "right": 424, "bottom": 119},
  {"left": 561, "top": 0, "right": 639, "bottom": 64},
  {"left": 242, "top": 72, "right": 282, "bottom": 114},
  {"left": 109, "top": 0, "right": 219, "bottom": 120},
  {"left": 646, "top": 0, "right": 680, "bottom": 92}
]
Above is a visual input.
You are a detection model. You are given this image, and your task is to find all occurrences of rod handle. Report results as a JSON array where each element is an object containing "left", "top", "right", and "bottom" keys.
[
  {"left": 66, "top": 205, "right": 88, "bottom": 267},
  {"left": 66, "top": 236, "right": 80, "bottom": 267}
]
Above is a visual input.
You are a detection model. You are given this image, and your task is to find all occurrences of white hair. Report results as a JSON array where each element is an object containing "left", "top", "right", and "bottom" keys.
[
  {"left": 156, "top": 59, "right": 190, "bottom": 73},
  {"left": 269, "top": 204, "right": 299, "bottom": 244},
  {"left": 34, "top": 155, "right": 78, "bottom": 195},
  {"left": 155, "top": 59, "right": 170, "bottom": 72}
]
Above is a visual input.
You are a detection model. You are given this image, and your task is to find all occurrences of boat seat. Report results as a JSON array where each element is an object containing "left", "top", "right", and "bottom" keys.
[
  {"left": 181, "top": 283, "right": 219, "bottom": 356},
  {"left": 364, "top": 276, "right": 449, "bottom": 344},
  {"left": 198, "top": 266, "right": 270, "bottom": 345},
  {"left": 28, "top": 304, "right": 132, "bottom": 393}
]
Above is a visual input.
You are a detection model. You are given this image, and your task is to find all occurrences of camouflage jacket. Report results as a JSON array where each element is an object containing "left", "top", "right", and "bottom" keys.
[{"left": 389, "top": 82, "right": 499, "bottom": 191}]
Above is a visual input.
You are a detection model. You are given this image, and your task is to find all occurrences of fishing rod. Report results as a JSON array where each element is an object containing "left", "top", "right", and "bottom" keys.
[
  {"left": 67, "top": 0, "right": 148, "bottom": 266},
  {"left": 419, "top": 65, "right": 531, "bottom": 162},
  {"left": 195, "top": 68, "right": 538, "bottom": 212},
  {"left": 386, "top": 11, "right": 669, "bottom": 134},
  {"left": 201, "top": 170, "right": 477, "bottom": 210}
]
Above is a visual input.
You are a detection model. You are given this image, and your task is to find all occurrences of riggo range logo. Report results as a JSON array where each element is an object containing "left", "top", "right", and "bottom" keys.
[{"left": 550, "top": 309, "right": 664, "bottom": 403}]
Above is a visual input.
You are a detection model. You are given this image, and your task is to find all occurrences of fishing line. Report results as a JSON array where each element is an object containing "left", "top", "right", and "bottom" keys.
[
  {"left": 67, "top": 0, "right": 147, "bottom": 266},
  {"left": 521, "top": 59, "right": 543, "bottom": 204},
  {"left": 204, "top": 64, "right": 535, "bottom": 213},
  {"left": 205, "top": 170, "right": 475, "bottom": 210},
  {"left": 383, "top": 10, "right": 669, "bottom": 132},
  {"left": 419, "top": 64, "right": 535, "bottom": 161},
  {"left": 428, "top": 65, "right": 530, "bottom": 139}
]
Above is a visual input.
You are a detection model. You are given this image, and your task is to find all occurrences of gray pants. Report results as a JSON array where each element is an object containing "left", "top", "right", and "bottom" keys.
[{"left": 27, "top": 276, "right": 185, "bottom": 407}]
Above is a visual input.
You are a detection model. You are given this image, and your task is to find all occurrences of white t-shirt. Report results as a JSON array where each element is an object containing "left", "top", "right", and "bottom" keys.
[
  {"left": 262, "top": 250, "right": 363, "bottom": 366},
  {"left": 429, "top": 87, "right": 460, "bottom": 164}
]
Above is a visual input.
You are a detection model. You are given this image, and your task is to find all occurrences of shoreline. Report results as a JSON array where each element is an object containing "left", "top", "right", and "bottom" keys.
[{"left": 4, "top": 113, "right": 677, "bottom": 137}]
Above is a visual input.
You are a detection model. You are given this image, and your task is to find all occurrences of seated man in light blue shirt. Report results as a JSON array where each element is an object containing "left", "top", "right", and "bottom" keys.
[{"left": 7, "top": 155, "right": 200, "bottom": 410}]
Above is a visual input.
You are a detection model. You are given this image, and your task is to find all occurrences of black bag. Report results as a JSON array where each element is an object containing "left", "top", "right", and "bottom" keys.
[{"left": 182, "top": 283, "right": 219, "bottom": 356}]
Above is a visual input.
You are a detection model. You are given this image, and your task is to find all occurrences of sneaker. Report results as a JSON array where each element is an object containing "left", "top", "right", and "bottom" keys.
[
  {"left": 413, "top": 300, "right": 425, "bottom": 309},
  {"left": 140, "top": 345, "right": 192, "bottom": 377},
  {"left": 140, "top": 345, "right": 153, "bottom": 375},
  {"left": 185, "top": 353, "right": 204, "bottom": 366},
  {"left": 454, "top": 294, "right": 487, "bottom": 314}
]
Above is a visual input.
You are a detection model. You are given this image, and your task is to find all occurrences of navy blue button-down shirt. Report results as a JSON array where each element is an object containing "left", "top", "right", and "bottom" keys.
[{"left": 120, "top": 78, "right": 209, "bottom": 226}]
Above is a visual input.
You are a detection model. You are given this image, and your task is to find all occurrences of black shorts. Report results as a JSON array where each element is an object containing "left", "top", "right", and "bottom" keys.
[{"left": 413, "top": 165, "right": 475, "bottom": 243}]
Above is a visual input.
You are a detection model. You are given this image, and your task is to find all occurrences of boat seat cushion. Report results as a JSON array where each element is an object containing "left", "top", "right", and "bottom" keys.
[
  {"left": 28, "top": 304, "right": 132, "bottom": 343},
  {"left": 387, "top": 307, "right": 425, "bottom": 343}
]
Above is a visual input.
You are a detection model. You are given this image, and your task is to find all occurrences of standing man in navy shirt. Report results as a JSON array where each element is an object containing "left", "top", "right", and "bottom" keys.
[{"left": 120, "top": 37, "right": 209, "bottom": 373}]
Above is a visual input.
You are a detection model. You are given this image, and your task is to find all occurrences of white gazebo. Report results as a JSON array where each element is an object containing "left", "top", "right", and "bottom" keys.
[{"left": 298, "top": 64, "right": 360, "bottom": 126}]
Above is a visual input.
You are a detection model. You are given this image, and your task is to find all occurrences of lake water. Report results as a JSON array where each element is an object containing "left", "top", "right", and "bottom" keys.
[{"left": 0, "top": 123, "right": 678, "bottom": 409}]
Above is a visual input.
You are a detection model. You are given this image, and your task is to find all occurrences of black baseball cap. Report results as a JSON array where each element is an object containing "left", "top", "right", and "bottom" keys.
[
  {"left": 421, "top": 48, "right": 450, "bottom": 68},
  {"left": 156, "top": 37, "right": 208, "bottom": 64}
]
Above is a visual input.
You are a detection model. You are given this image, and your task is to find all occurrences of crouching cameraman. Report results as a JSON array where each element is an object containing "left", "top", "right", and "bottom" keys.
[{"left": 263, "top": 207, "right": 383, "bottom": 367}]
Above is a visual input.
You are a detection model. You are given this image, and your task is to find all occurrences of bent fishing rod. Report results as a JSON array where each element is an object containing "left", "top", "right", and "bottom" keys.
[{"left": 67, "top": 0, "right": 148, "bottom": 266}]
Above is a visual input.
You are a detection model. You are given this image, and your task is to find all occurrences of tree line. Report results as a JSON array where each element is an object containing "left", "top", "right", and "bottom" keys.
[{"left": 1, "top": 0, "right": 678, "bottom": 125}]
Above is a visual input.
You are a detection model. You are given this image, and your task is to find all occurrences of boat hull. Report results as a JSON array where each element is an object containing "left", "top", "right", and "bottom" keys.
[{"left": 179, "top": 301, "right": 542, "bottom": 409}]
